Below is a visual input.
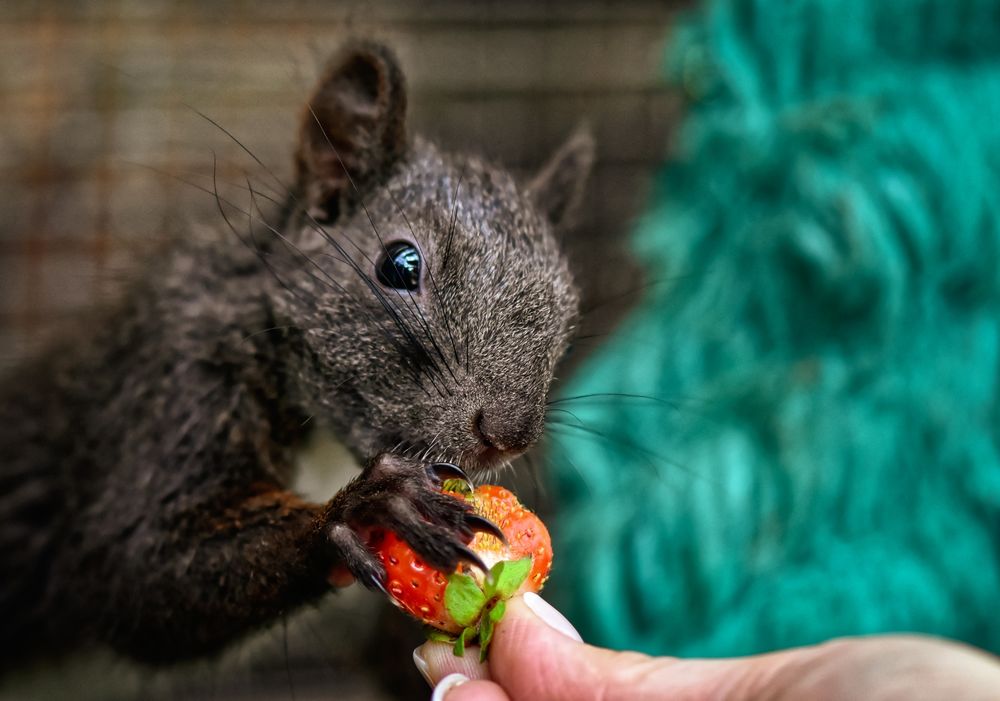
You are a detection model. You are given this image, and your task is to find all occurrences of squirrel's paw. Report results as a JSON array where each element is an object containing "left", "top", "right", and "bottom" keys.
[{"left": 321, "top": 454, "right": 500, "bottom": 592}]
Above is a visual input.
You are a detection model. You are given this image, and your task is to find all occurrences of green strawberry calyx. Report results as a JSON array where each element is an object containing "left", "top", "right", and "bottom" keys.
[{"left": 424, "top": 556, "right": 532, "bottom": 662}]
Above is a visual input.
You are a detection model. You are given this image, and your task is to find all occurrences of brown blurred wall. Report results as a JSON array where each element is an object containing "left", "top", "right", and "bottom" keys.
[{"left": 0, "top": 0, "right": 682, "bottom": 371}]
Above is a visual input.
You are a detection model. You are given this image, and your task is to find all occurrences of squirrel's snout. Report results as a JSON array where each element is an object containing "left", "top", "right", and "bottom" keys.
[{"left": 471, "top": 405, "right": 539, "bottom": 458}]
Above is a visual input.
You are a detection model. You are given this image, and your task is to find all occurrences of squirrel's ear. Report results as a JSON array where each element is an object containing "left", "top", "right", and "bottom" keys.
[
  {"left": 296, "top": 41, "right": 408, "bottom": 223},
  {"left": 527, "top": 125, "right": 595, "bottom": 229}
]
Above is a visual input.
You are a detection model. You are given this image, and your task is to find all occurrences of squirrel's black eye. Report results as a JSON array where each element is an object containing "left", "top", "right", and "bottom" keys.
[{"left": 376, "top": 242, "right": 421, "bottom": 291}]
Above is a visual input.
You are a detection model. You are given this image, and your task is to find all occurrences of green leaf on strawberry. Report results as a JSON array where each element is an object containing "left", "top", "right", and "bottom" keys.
[
  {"left": 444, "top": 572, "right": 487, "bottom": 628},
  {"left": 424, "top": 627, "right": 458, "bottom": 644},
  {"left": 439, "top": 560, "right": 531, "bottom": 658},
  {"left": 453, "top": 626, "right": 475, "bottom": 657},
  {"left": 478, "top": 599, "right": 507, "bottom": 662},
  {"left": 483, "top": 557, "right": 532, "bottom": 601}
]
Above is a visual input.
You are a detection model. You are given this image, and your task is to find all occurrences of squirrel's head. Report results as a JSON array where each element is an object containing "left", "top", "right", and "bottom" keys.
[{"left": 272, "top": 42, "right": 593, "bottom": 471}]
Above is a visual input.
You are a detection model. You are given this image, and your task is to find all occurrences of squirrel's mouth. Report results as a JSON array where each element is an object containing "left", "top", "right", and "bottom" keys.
[
  {"left": 463, "top": 444, "right": 524, "bottom": 474},
  {"left": 382, "top": 434, "right": 526, "bottom": 478}
]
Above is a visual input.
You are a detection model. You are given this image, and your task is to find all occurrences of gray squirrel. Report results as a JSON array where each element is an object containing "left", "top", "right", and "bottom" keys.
[{"left": 0, "top": 41, "right": 593, "bottom": 668}]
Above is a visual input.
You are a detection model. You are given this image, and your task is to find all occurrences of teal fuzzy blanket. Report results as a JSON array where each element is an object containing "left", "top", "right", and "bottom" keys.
[{"left": 547, "top": 0, "right": 1000, "bottom": 657}]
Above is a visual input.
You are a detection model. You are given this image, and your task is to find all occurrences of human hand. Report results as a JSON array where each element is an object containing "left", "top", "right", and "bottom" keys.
[{"left": 413, "top": 593, "right": 1000, "bottom": 701}]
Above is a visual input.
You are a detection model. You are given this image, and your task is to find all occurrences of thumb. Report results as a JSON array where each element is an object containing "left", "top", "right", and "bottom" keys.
[
  {"left": 414, "top": 592, "right": 584, "bottom": 687},
  {"left": 416, "top": 593, "right": 763, "bottom": 701},
  {"left": 487, "top": 593, "right": 759, "bottom": 701}
]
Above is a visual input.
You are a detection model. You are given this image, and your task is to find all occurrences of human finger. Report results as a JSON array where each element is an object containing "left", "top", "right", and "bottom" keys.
[{"left": 430, "top": 675, "right": 511, "bottom": 701}]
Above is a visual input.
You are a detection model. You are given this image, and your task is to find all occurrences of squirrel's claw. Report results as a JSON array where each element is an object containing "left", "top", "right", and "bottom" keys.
[
  {"left": 330, "top": 454, "right": 493, "bottom": 581},
  {"left": 464, "top": 513, "right": 508, "bottom": 546},
  {"left": 365, "top": 573, "right": 389, "bottom": 596},
  {"left": 324, "top": 521, "right": 387, "bottom": 592},
  {"left": 426, "top": 462, "right": 474, "bottom": 491},
  {"left": 455, "top": 543, "right": 489, "bottom": 575}
]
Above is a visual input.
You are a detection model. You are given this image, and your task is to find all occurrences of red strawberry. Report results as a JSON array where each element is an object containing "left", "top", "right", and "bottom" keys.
[{"left": 371, "top": 484, "right": 552, "bottom": 658}]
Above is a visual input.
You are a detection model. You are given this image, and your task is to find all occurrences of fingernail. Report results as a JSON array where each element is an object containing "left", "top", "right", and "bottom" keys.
[
  {"left": 413, "top": 647, "right": 433, "bottom": 687},
  {"left": 523, "top": 592, "right": 583, "bottom": 642},
  {"left": 431, "top": 672, "right": 469, "bottom": 701}
]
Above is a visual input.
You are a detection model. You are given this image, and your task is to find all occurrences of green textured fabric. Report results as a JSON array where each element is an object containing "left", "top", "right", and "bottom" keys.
[{"left": 548, "top": 0, "right": 1000, "bottom": 657}]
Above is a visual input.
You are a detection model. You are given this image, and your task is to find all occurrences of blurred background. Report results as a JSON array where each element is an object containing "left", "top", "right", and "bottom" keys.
[{"left": 7, "top": 0, "right": 1000, "bottom": 699}]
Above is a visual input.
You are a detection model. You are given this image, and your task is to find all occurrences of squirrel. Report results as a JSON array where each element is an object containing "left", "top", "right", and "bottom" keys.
[{"left": 0, "top": 41, "right": 593, "bottom": 670}]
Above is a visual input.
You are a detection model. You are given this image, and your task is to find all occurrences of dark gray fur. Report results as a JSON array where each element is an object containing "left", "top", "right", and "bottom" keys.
[{"left": 0, "top": 41, "right": 592, "bottom": 668}]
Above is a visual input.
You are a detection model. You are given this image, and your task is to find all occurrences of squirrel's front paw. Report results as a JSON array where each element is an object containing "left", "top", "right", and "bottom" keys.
[{"left": 321, "top": 454, "right": 502, "bottom": 593}]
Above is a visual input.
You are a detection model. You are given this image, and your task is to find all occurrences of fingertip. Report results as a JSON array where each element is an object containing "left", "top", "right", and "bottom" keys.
[
  {"left": 434, "top": 677, "right": 510, "bottom": 701},
  {"left": 522, "top": 592, "right": 583, "bottom": 642},
  {"left": 492, "top": 595, "right": 585, "bottom": 661},
  {"left": 430, "top": 673, "right": 469, "bottom": 701}
]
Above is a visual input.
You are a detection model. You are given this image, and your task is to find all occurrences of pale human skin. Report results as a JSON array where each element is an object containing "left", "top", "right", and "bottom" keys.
[{"left": 413, "top": 593, "right": 1000, "bottom": 701}]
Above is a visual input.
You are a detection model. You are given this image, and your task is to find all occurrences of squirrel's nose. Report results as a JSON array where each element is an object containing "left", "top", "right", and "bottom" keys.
[{"left": 472, "top": 406, "right": 538, "bottom": 455}]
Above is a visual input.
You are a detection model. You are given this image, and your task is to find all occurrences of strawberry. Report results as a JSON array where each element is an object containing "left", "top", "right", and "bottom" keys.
[{"left": 371, "top": 483, "right": 552, "bottom": 658}]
